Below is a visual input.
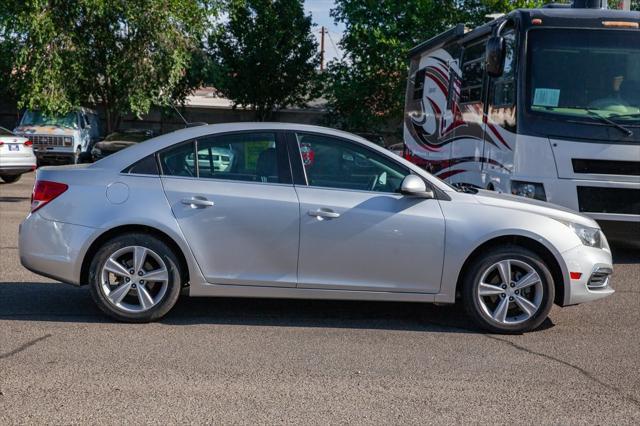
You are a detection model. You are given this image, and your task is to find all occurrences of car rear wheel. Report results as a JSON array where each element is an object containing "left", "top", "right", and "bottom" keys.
[
  {"left": 88, "top": 233, "right": 182, "bottom": 322},
  {"left": 462, "top": 246, "right": 554, "bottom": 333},
  {"left": 0, "top": 174, "right": 21, "bottom": 183}
]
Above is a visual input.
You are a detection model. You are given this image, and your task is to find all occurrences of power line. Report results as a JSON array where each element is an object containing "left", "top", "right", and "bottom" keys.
[{"left": 326, "top": 31, "right": 341, "bottom": 61}]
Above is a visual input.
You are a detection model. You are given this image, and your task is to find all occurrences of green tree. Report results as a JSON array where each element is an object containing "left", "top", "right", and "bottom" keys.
[
  {"left": 324, "top": 0, "right": 543, "bottom": 132},
  {"left": 210, "top": 0, "right": 319, "bottom": 121},
  {"left": 1, "top": 0, "right": 216, "bottom": 132}
]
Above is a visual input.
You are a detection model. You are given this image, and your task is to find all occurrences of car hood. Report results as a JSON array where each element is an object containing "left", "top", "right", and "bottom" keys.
[
  {"left": 472, "top": 189, "right": 599, "bottom": 228},
  {"left": 14, "top": 126, "right": 76, "bottom": 136},
  {"left": 94, "top": 140, "right": 137, "bottom": 151}
]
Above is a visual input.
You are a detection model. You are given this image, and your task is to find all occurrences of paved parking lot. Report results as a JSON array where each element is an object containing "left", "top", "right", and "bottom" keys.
[{"left": 1, "top": 172, "right": 639, "bottom": 424}]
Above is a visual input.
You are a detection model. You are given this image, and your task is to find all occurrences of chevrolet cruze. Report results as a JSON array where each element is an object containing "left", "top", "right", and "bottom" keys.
[{"left": 19, "top": 123, "right": 614, "bottom": 333}]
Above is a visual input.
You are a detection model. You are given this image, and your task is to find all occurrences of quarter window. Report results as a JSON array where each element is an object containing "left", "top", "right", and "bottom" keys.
[{"left": 296, "top": 133, "right": 409, "bottom": 193}]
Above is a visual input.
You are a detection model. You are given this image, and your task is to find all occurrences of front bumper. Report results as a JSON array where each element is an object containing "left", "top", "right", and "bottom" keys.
[
  {"left": 560, "top": 244, "right": 614, "bottom": 306},
  {"left": 19, "top": 212, "right": 97, "bottom": 285},
  {"left": 34, "top": 147, "right": 77, "bottom": 164}
]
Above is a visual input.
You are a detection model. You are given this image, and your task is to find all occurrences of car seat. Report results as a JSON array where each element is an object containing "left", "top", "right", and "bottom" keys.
[{"left": 256, "top": 148, "right": 278, "bottom": 182}]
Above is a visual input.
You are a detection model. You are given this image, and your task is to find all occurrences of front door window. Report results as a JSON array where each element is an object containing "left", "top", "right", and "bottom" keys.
[{"left": 296, "top": 133, "right": 408, "bottom": 193}]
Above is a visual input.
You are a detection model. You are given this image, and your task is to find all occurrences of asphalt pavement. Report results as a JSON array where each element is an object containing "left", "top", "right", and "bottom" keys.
[{"left": 1, "top": 172, "right": 639, "bottom": 424}]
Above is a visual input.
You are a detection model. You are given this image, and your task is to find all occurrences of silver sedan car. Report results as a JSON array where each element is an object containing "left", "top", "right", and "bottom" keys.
[{"left": 19, "top": 123, "right": 614, "bottom": 333}]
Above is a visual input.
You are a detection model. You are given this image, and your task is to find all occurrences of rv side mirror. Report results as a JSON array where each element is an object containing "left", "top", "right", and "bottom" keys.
[{"left": 486, "top": 36, "right": 506, "bottom": 77}]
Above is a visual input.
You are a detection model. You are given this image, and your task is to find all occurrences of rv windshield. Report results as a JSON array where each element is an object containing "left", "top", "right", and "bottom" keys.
[
  {"left": 527, "top": 29, "right": 640, "bottom": 124},
  {"left": 20, "top": 111, "right": 78, "bottom": 129}
]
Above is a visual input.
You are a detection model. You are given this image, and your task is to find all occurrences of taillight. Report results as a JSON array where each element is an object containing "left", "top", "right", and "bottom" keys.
[
  {"left": 24, "top": 140, "right": 33, "bottom": 147},
  {"left": 31, "top": 180, "right": 68, "bottom": 213}
]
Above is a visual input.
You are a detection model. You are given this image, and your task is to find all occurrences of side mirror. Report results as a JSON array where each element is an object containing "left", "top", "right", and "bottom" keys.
[
  {"left": 400, "top": 175, "right": 434, "bottom": 199},
  {"left": 486, "top": 36, "right": 506, "bottom": 78}
]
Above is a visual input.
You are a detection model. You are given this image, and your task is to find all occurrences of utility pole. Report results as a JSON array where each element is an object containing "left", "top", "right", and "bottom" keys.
[{"left": 320, "top": 26, "right": 326, "bottom": 71}]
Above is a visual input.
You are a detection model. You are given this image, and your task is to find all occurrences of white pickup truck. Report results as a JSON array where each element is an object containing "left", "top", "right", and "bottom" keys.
[{"left": 14, "top": 108, "right": 102, "bottom": 164}]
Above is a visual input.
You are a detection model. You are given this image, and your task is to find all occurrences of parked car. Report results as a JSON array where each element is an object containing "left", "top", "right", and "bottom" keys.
[
  {"left": 185, "top": 145, "right": 235, "bottom": 172},
  {"left": 14, "top": 108, "right": 102, "bottom": 165},
  {"left": 19, "top": 123, "right": 614, "bottom": 333},
  {"left": 0, "top": 126, "right": 36, "bottom": 183},
  {"left": 92, "top": 129, "right": 155, "bottom": 161}
]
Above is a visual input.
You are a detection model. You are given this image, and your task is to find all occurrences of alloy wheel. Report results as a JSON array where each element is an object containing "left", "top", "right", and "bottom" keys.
[
  {"left": 100, "top": 246, "right": 169, "bottom": 313},
  {"left": 476, "top": 259, "right": 544, "bottom": 325}
]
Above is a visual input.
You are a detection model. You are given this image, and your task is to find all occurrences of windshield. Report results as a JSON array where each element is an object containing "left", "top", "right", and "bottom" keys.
[
  {"left": 527, "top": 29, "right": 640, "bottom": 123},
  {"left": 20, "top": 110, "right": 78, "bottom": 129}
]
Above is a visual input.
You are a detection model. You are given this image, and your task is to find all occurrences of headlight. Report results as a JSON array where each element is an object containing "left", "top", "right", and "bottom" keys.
[
  {"left": 511, "top": 180, "right": 547, "bottom": 201},
  {"left": 568, "top": 222, "right": 603, "bottom": 248},
  {"left": 63, "top": 137, "right": 73, "bottom": 146}
]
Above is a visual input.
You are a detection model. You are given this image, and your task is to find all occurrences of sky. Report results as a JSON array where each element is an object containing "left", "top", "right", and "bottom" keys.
[{"left": 304, "top": 0, "right": 344, "bottom": 62}]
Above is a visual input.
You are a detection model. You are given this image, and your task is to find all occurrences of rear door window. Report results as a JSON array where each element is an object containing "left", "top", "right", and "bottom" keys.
[
  {"left": 159, "top": 142, "right": 197, "bottom": 177},
  {"left": 159, "top": 132, "right": 290, "bottom": 184}
]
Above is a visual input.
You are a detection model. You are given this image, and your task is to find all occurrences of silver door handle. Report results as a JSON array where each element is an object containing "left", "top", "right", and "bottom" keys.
[
  {"left": 181, "top": 197, "right": 215, "bottom": 208},
  {"left": 308, "top": 208, "right": 340, "bottom": 219}
]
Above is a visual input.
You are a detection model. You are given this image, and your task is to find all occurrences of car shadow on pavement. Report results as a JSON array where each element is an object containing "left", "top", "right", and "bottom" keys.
[
  {"left": 0, "top": 196, "right": 30, "bottom": 203},
  {"left": 0, "top": 281, "right": 559, "bottom": 334}
]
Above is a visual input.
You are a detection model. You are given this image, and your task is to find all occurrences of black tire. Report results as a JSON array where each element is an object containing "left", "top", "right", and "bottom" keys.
[
  {"left": 462, "top": 245, "right": 555, "bottom": 334},
  {"left": 88, "top": 233, "right": 182, "bottom": 323},
  {"left": 0, "top": 174, "right": 21, "bottom": 183},
  {"left": 72, "top": 147, "right": 82, "bottom": 164}
]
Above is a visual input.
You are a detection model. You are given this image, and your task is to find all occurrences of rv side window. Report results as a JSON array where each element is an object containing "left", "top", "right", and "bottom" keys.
[
  {"left": 460, "top": 40, "right": 487, "bottom": 104},
  {"left": 491, "top": 31, "right": 517, "bottom": 107},
  {"left": 413, "top": 68, "right": 426, "bottom": 100}
]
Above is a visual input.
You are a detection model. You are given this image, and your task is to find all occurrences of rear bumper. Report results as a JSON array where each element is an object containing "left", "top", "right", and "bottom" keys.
[
  {"left": 19, "top": 212, "right": 97, "bottom": 285},
  {"left": 0, "top": 156, "right": 37, "bottom": 174},
  {"left": 0, "top": 166, "right": 36, "bottom": 175},
  {"left": 560, "top": 244, "right": 614, "bottom": 306}
]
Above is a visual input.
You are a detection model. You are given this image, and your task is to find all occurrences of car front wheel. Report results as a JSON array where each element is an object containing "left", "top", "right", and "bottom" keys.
[
  {"left": 88, "top": 233, "right": 182, "bottom": 322},
  {"left": 462, "top": 246, "right": 555, "bottom": 333},
  {"left": 72, "top": 147, "right": 82, "bottom": 164}
]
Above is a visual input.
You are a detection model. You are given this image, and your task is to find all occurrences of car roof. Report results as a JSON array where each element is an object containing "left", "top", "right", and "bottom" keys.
[
  {"left": 92, "top": 122, "right": 375, "bottom": 168},
  {"left": 90, "top": 122, "right": 454, "bottom": 192}
]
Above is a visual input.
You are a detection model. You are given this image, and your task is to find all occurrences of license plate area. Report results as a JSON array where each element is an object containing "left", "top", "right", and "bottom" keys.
[{"left": 8, "top": 144, "right": 20, "bottom": 151}]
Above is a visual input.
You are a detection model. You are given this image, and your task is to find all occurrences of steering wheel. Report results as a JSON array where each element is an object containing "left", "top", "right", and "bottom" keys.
[
  {"left": 370, "top": 172, "right": 383, "bottom": 191},
  {"left": 370, "top": 172, "right": 387, "bottom": 191}
]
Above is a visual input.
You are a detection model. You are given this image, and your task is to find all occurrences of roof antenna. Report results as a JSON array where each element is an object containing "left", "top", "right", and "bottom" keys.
[{"left": 169, "top": 102, "right": 207, "bottom": 128}]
